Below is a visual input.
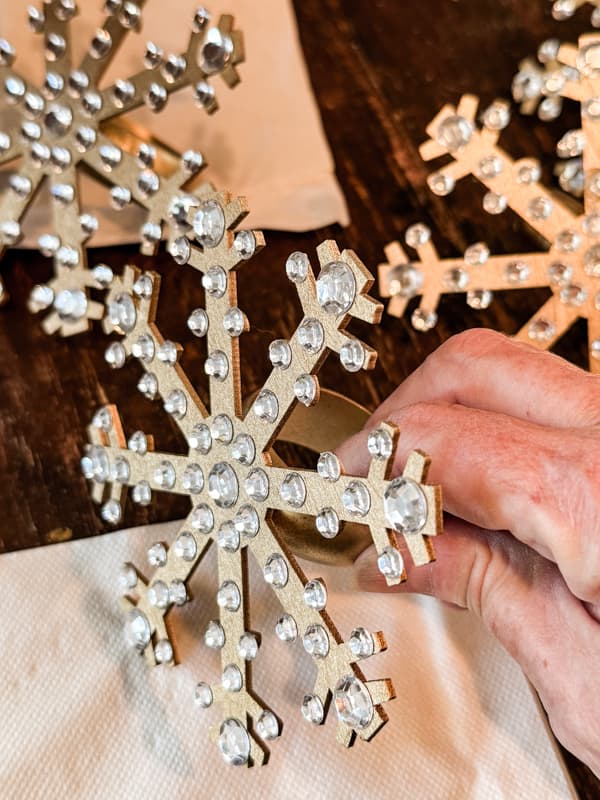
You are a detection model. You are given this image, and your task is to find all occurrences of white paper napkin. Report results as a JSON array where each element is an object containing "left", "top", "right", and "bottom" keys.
[
  {"left": 0, "top": 0, "right": 349, "bottom": 243},
  {"left": 0, "top": 521, "right": 577, "bottom": 799}
]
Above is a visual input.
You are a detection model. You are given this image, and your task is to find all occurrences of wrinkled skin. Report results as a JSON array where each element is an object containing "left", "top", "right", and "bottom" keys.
[{"left": 337, "top": 329, "right": 600, "bottom": 776}]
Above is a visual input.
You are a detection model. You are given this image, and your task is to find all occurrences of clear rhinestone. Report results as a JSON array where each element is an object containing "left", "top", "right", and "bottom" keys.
[
  {"left": 154, "top": 639, "right": 173, "bottom": 665},
  {"left": 124, "top": 609, "right": 150, "bottom": 650},
  {"left": 218, "top": 719, "right": 250, "bottom": 767},
  {"left": 482, "top": 99, "right": 511, "bottom": 131},
  {"left": 548, "top": 262, "right": 572, "bottom": 285},
  {"left": 201, "top": 27, "right": 234, "bottom": 73},
  {"left": 223, "top": 307, "right": 246, "bottom": 337},
  {"left": 245, "top": 468, "right": 269, "bottom": 501},
  {"left": 132, "top": 334, "right": 155, "bottom": 363},
  {"left": 334, "top": 675, "right": 374, "bottom": 729},
  {"left": 253, "top": 390, "right": 278, "bottom": 423},
  {"left": 516, "top": 160, "right": 541, "bottom": 184},
  {"left": 110, "top": 456, "right": 130, "bottom": 484},
  {"left": 464, "top": 242, "right": 490, "bottom": 266},
  {"left": 552, "top": 0, "right": 576, "bottom": 18},
  {"left": 211, "top": 414, "right": 233, "bottom": 443},
  {"left": 298, "top": 318, "right": 324, "bottom": 353},
  {"left": 0, "top": 132, "right": 11, "bottom": 154},
  {"left": 181, "top": 464, "right": 204, "bottom": 494},
  {"left": 164, "top": 390, "right": 187, "bottom": 419},
  {"left": 90, "top": 28, "right": 112, "bottom": 59},
  {"left": 234, "top": 230, "right": 256, "bottom": 259},
  {"left": 92, "top": 407, "right": 112, "bottom": 432},
  {"left": 269, "top": 339, "right": 292, "bottom": 368},
  {"left": 173, "top": 531, "right": 197, "bottom": 561},
  {"left": 169, "top": 236, "right": 191, "bottom": 265},
  {"left": 527, "top": 196, "right": 553, "bottom": 221},
  {"left": 191, "top": 504, "right": 214, "bottom": 534},
  {"left": 101, "top": 499, "right": 121, "bottom": 524},
  {"left": 182, "top": 149, "right": 203, "bottom": 174},
  {"left": 31, "top": 142, "right": 50, "bottom": 166},
  {"left": 286, "top": 251, "right": 310, "bottom": 283},
  {"left": 512, "top": 68, "right": 543, "bottom": 102},
  {"left": 154, "top": 461, "right": 176, "bottom": 489},
  {"left": 132, "top": 481, "right": 151, "bottom": 505},
  {"left": 303, "top": 624, "right": 330, "bottom": 658},
  {"left": 294, "top": 374, "right": 318, "bottom": 406},
  {"left": 301, "top": 694, "right": 324, "bottom": 724},
  {"left": 51, "top": 183, "right": 75, "bottom": 205},
  {"left": 202, "top": 266, "right": 227, "bottom": 297},
  {"left": 194, "top": 682, "right": 213, "bottom": 708},
  {"left": 108, "top": 292, "right": 136, "bottom": 333},
  {"left": 145, "top": 82, "right": 167, "bottom": 111},
  {"left": 27, "top": 7, "right": 45, "bottom": 32},
  {"left": 557, "top": 130, "right": 584, "bottom": 159},
  {"left": 205, "top": 620, "right": 225, "bottom": 649},
  {"left": 194, "top": 80, "right": 215, "bottom": 109},
  {"left": 133, "top": 275, "right": 154, "bottom": 299},
  {"left": 45, "top": 32, "right": 67, "bottom": 61},
  {"left": 436, "top": 114, "right": 473, "bottom": 151},
  {"left": 105, "top": 342, "right": 127, "bottom": 369},
  {"left": 411, "top": 308, "right": 438, "bottom": 331},
  {"left": 592, "top": 339, "right": 600, "bottom": 360},
  {"left": 5, "top": 75, "right": 26, "bottom": 101},
  {"left": 256, "top": 711, "right": 279, "bottom": 741},
  {"left": 111, "top": 186, "right": 131, "bottom": 209},
  {"left": 280, "top": 473, "right": 306, "bottom": 508},
  {"left": 21, "top": 120, "right": 41, "bottom": 141},
  {"left": 193, "top": 6, "right": 211, "bottom": 30},
  {"left": 148, "top": 580, "right": 169, "bottom": 608},
  {"left": 264, "top": 554, "right": 289, "bottom": 588},
  {"left": 560, "top": 284, "right": 587, "bottom": 307},
  {"left": 217, "top": 581, "right": 241, "bottom": 612},
  {"left": 387, "top": 263, "right": 423, "bottom": 298},
  {"left": 136, "top": 142, "right": 156, "bottom": 168},
  {"left": 428, "top": 171, "right": 455, "bottom": 196},
  {"left": 162, "top": 54, "right": 186, "bottom": 83},
  {"left": 138, "top": 169, "right": 160, "bottom": 197},
  {"left": 205, "top": 351, "right": 229, "bottom": 380},
  {"left": 584, "top": 212, "right": 600, "bottom": 236},
  {"left": 29, "top": 284, "right": 54, "bottom": 311},
  {"left": 405, "top": 223, "right": 431, "bottom": 248},
  {"left": 340, "top": 340, "right": 366, "bottom": 372},
  {"left": 238, "top": 633, "right": 259, "bottom": 661},
  {"left": 234, "top": 505, "right": 260, "bottom": 538},
  {"left": 118, "top": 563, "right": 137, "bottom": 593},
  {"left": 187, "top": 308, "right": 209, "bottom": 336},
  {"left": 86, "top": 445, "right": 110, "bottom": 482},
  {"left": 482, "top": 191, "right": 507, "bottom": 215},
  {"left": 128, "top": 430, "right": 148, "bottom": 454},
  {"left": 367, "top": 428, "right": 393, "bottom": 459},
  {"left": 189, "top": 423, "right": 212, "bottom": 454},
  {"left": 54, "top": 289, "right": 87, "bottom": 322},
  {"left": 584, "top": 245, "right": 600, "bottom": 277},
  {"left": 342, "top": 481, "right": 371, "bottom": 516},
  {"left": 169, "top": 580, "right": 187, "bottom": 606},
  {"left": 303, "top": 579, "right": 327, "bottom": 610},
  {"left": 38, "top": 234, "right": 60, "bottom": 256},
  {"left": 466, "top": 289, "right": 493, "bottom": 309},
  {"left": 112, "top": 79, "right": 135, "bottom": 107},
  {"left": 555, "top": 230, "right": 581, "bottom": 253},
  {"left": 144, "top": 41, "right": 163, "bottom": 69},
  {"left": 317, "top": 451, "right": 341, "bottom": 481},
  {"left": 217, "top": 521, "right": 239, "bottom": 553},
  {"left": 384, "top": 477, "right": 428, "bottom": 533},
  {"left": 275, "top": 614, "right": 297, "bottom": 641},
  {"left": 222, "top": 664, "right": 243, "bottom": 692},
  {"left": 193, "top": 200, "right": 225, "bottom": 247},
  {"left": 157, "top": 340, "right": 178, "bottom": 365},
  {"left": 316, "top": 261, "right": 356, "bottom": 315},
  {"left": 231, "top": 434, "right": 255, "bottom": 465},
  {"left": 9, "top": 174, "right": 32, "bottom": 198},
  {"left": 79, "top": 214, "right": 98, "bottom": 237},
  {"left": 477, "top": 155, "right": 502, "bottom": 179},
  {"left": 316, "top": 508, "right": 340, "bottom": 538},
  {"left": 141, "top": 222, "right": 161, "bottom": 246},
  {"left": 349, "top": 627, "right": 375, "bottom": 659},
  {"left": 75, "top": 125, "right": 96, "bottom": 151},
  {"left": 208, "top": 462, "right": 239, "bottom": 508},
  {"left": 528, "top": 318, "right": 556, "bottom": 342},
  {"left": 505, "top": 261, "right": 530, "bottom": 283},
  {"left": 377, "top": 546, "right": 404, "bottom": 580}
]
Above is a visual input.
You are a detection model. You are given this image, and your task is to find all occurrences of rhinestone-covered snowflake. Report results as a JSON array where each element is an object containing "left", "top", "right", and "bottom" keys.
[
  {"left": 83, "top": 187, "right": 442, "bottom": 766},
  {"left": 380, "top": 34, "right": 600, "bottom": 374},
  {"left": 0, "top": 0, "right": 242, "bottom": 334}
]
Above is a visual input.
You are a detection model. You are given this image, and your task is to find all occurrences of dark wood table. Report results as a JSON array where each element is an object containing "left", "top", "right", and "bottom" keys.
[{"left": 0, "top": 0, "right": 597, "bottom": 795}]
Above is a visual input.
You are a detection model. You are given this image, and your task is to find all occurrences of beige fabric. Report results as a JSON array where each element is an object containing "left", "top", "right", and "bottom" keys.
[
  {"left": 0, "top": 0, "right": 349, "bottom": 243},
  {"left": 0, "top": 520, "right": 577, "bottom": 799}
]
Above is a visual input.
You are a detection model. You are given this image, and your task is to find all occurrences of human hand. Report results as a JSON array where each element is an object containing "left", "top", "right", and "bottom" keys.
[{"left": 337, "top": 329, "right": 600, "bottom": 776}]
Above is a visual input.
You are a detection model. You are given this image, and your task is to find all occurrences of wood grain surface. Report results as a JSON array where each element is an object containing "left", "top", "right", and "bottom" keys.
[{"left": 0, "top": 0, "right": 597, "bottom": 794}]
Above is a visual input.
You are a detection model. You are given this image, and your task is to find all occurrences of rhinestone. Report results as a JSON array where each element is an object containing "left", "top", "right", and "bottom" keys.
[
  {"left": 560, "top": 284, "right": 587, "bottom": 306},
  {"left": 528, "top": 318, "right": 556, "bottom": 342},
  {"left": 231, "top": 434, "right": 255, "bottom": 465},
  {"left": 527, "top": 196, "right": 553, "bottom": 221},
  {"left": 202, "top": 266, "right": 227, "bottom": 297},
  {"left": 124, "top": 609, "right": 150, "bottom": 650},
  {"left": 138, "top": 169, "right": 160, "bottom": 197},
  {"left": 132, "top": 334, "right": 155, "bottom": 363},
  {"left": 334, "top": 675, "right": 374, "bottom": 729},
  {"left": 132, "top": 481, "right": 151, "bottom": 505},
  {"left": 148, "top": 580, "right": 169, "bottom": 608},
  {"left": 154, "top": 461, "right": 176, "bottom": 489},
  {"left": 136, "top": 143, "right": 155, "bottom": 169},
  {"left": 405, "top": 223, "right": 431, "bottom": 248},
  {"left": 223, "top": 307, "right": 246, "bottom": 336},
  {"left": 464, "top": 242, "right": 489, "bottom": 266},
  {"left": 256, "top": 711, "right": 279, "bottom": 741},
  {"left": 168, "top": 194, "right": 198, "bottom": 229},
  {"left": 584, "top": 245, "right": 600, "bottom": 277},
  {"left": 555, "top": 230, "right": 581, "bottom": 253},
  {"left": 548, "top": 262, "right": 572, "bottom": 285},
  {"left": 157, "top": 341, "right": 178, "bottom": 365},
  {"left": 516, "top": 160, "right": 541, "bottom": 184},
  {"left": 505, "top": 261, "right": 530, "bottom": 283},
  {"left": 208, "top": 462, "right": 239, "bottom": 508},
  {"left": 275, "top": 614, "right": 297, "bottom": 641},
  {"left": 181, "top": 464, "right": 204, "bottom": 494},
  {"left": 111, "top": 186, "right": 131, "bottom": 209},
  {"left": 217, "top": 581, "right": 241, "bottom": 612},
  {"left": 466, "top": 289, "right": 493, "bottom": 309},
  {"left": 101, "top": 499, "right": 121, "bottom": 524},
  {"left": 171, "top": 532, "right": 197, "bottom": 564},
  {"left": 436, "top": 114, "right": 473, "bottom": 151},
  {"left": 120, "top": 2, "right": 141, "bottom": 27},
  {"left": 303, "top": 624, "right": 329, "bottom": 658},
  {"left": 29, "top": 284, "right": 54, "bottom": 311},
  {"left": 21, "top": 121, "right": 41, "bottom": 141},
  {"left": 269, "top": 339, "right": 292, "bottom": 368},
  {"left": 342, "top": 481, "right": 371, "bottom": 517},
  {"left": 237, "top": 633, "right": 258, "bottom": 661},
  {"left": 84, "top": 445, "right": 109, "bottom": 482},
  {"left": 182, "top": 149, "right": 204, "bottom": 174},
  {"left": 144, "top": 41, "right": 163, "bottom": 69},
  {"left": 38, "top": 234, "right": 60, "bottom": 256},
  {"left": 592, "top": 339, "right": 600, "bottom": 360},
  {"left": 222, "top": 664, "right": 243, "bottom": 692},
  {"left": 194, "top": 683, "right": 213, "bottom": 708},
  {"left": 264, "top": 553, "right": 289, "bottom": 588},
  {"left": 482, "top": 191, "right": 507, "bottom": 215},
  {"left": 217, "top": 521, "right": 240, "bottom": 552},
  {"left": 317, "top": 451, "right": 341, "bottom": 481},
  {"left": 118, "top": 563, "right": 137, "bottom": 593},
  {"left": 253, "top": 390, "right": 278, "bottom": 423},
  {"left": 316, "top": 261, "right": 356, "bottom": 315},
  {"left": 301, "top": 694, "right": 324, "bottom": 724},
  {"left": 112, "top": 79, "right": 135, "bottom": 107},
  {"left": 169, "top": 580, "right": 187, "bottom": 606},
  {"left": 145, "top": 82, "right": 167, "bottom": 111},
  {"left": 428, "top": 171, "right": 455, "bottom": 196},
  {"left": 482, "top": 100, "right": 511, "bottom": 130},
  {"left": 191, "top": 503, "right": 214, "bottom": 533},
  {"left": 378, "top": 546, "right": 404, "bottom": 580},
  {"left": 75, "top": 126, "right": 96, "bottom": 151},
  {"left": 340, "top": 339, "right": 367, "bottom": 372},
  {"left": 552, "top": 0, "right": 576, "bottom": 18},
  {"left": 90, "top": 28, "right": 112, "bottom": 59},
  {"left": 349, "top": 627, "right": 374, "bottom": 659},
  {"left": 45, "top": 32, "right": 66, "bottom": 60},
  {"left": 411, "top": 308, "right": 438, "bottom": 331},
  {"left": 444, "top": 268, "right": 469, "bottom": 291},
  {"left": 0, "top": 132, "right": 11, "bottom": 153},
  {"left": 51, "top": 183, "right": 74, "bottom": 204},
  {"left": 82, "top": 91, "right": 103, "bottom": 115},
  {"left": 477, "top": 155, "right": 502, "bottom": 179},
  {"left": 133, "top": 273, "right": 154, "bottom": 297},
  {"left": 0, "top": 38, "right": 14, "bottom": 66},
  {"left": 188, "top": 423, "right": 212, "bottom": 454},
  {"left": 193, "top": 6, "right": 210, "bottom": 30},
  {"left": 45, "top": 103, "right": 72, "bottom": 135},
  {"left": 154, "top": 640, "right": 173, "bottom": 664},
  {"left": 245, "top": 468, "right": 269, "bottom": 501},
  {"left": 384, "top": 477, "right": 427, "bottom": 533},
  {"left": 194, "top": 80, "right": 215, "bottom": 109},
  {"left": 388, "top": 264, "right": 423, "bottom": 299},
  {"left": 280, "top": 473, "right": 306, "bottom": 508},
  {"left": 141, "top": 222, "right": 161, "bottom": 246},
  {"left": 294, "top": 374, "right": 318, "bottom": 406},
  {"left": 128, "top": 431, "right": 148, "bottom": 454},
  {"left": 557, "top": 130, "right": 584, "bottom": 159},
  {"left": 367, "top": 428, "right": 393, "bottom": 459},
  {"left": 144, "top": 548, "right": 164, "bottom": 575},
  {"left": 28, "top": 7, "right": 45, "bottom": 32},
  {"left": 285, "top": 251, "right": 310, "bottom": 284},
  {"left": 233, "top": 230, "right": 256, "bottom": 260},
  {"left": 205, "top": 351, "right": 229, "bottom": 381},
  {"left": 92, "top": 407, "right": 112, "bottom": 432},
  {"left": 234, "top": 505, "right": 260, "bottom": 538},
  {"left": 304, "top": 579, "right": 327, "bottom": 610},
  {"left": 9, "top": 174, "right": 32, "bottom": 198},
  {"left": 193, "top": 200, "right": 225, "bottom": 247},
  {"left": 5, "top": 75, "right": 25, "bottom": 101},
  {"left": 512, "top": 69, "right": 543, "bottom": 102},
  {"left": 218, "top": 719, "right": 250, "bottom": 767},
  {"left": 163, "top": 54, "right": 186, "bottom": 83},
  {"left": 205, "top": 621, "right": 225, "bottom": 649},
  {"left": 164, "top": 389, "right": 187, "bottom": 418},
  {"left": 298, "top": 318, "right": 324, "bottom": 353},
  {"left": 105, "top": 342, "right": 127, "bottom": 369},
  {"left": 316, "top": 508, "right": 340, "bottom": 538},
  {"left": 586, "top": 213, "right": 600, "bottom": 239},
  {"left": 185, "top": 310, "right": 209, "bottom": 340},
  {"left": 55, "top": 1, "right": 76, "bottom": 22},
  {"left": 108, "top": 292, "right": 136, "bottom": 332},
  {"left": 211, "top": 414, "right": 233, "bottom": 443},
  {"left": 79, "top": 214, "right": 98, "bottom": 237},
  {"left": 54, "top": 289, "right": 87, "bottom": 322},
  {"left": 31, "top": 142, "right": 50, "bottom": 165},
  {"left": 0, "top": 220, "right": 20, "bottom": 245},
  {"left": 201, "top": 27, "right": 233, "bottom": 73}
]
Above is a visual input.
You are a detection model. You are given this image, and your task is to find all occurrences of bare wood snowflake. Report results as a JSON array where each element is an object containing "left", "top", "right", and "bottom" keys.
[
  {"left": 380, "top": 34, "right": 600, "bottom": 374},
  {"left": 0, "top": 0, "right": 242, "bottom": 334},
  {"left": 83, "top": 186, "right": 442, "bottom": 766}
]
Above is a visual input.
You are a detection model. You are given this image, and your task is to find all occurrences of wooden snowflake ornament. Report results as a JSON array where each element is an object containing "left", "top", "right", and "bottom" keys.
[
  {"left": 83, "top": 190, "right": 443, "bottom": 766},
  {"left": 0, "top": 1, "right": 242, "bottom": 334},
  {"left": 380, "top": 35, "right": 600, "bottom": 374}
]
